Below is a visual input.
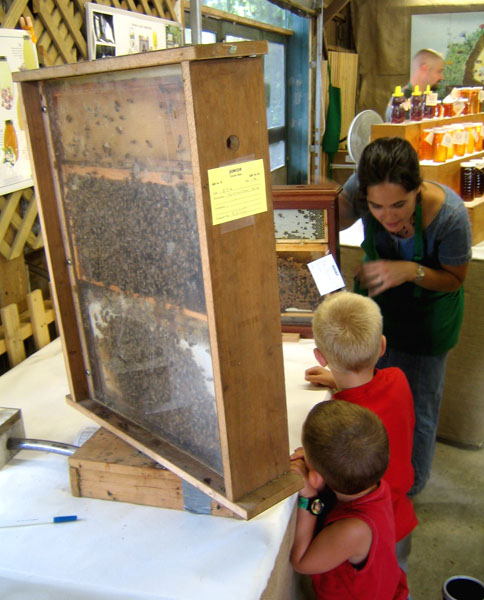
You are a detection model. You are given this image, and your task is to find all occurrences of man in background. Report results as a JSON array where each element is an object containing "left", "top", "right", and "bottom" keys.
[{"left": 385, "top": 48, "right": 445, "bottom": 121}]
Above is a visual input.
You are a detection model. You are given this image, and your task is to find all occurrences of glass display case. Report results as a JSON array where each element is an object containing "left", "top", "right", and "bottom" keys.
[{"left": 272, "top": 183, "right": 341, "bottom": 336}]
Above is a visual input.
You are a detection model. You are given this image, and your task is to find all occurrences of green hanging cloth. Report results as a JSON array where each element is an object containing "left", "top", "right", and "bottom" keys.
[{"left": 322, "top": 62, "right": 341, "bottom": 179}]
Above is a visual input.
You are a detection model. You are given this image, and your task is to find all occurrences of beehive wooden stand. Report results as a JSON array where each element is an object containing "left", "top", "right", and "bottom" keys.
[
  {"left": 69, "top": 428, "right": 237, "bottom": 517},
  {"left": 15, "top": 42, "right": 301, "bottom": 519}
]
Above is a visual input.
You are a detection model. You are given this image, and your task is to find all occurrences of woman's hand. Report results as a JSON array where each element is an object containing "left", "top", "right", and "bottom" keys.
[
  {"left": 356, "top": 259, "right": 416, "bottom": 296},
  {"left": 305, "top": 366, "right": 336, "bottom": 389},
  {"left": 356, "top": 259, "right": 469, "bottom": 295}
]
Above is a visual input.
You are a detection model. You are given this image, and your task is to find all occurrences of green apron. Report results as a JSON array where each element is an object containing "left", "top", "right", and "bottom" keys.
[{"left": 354, "top": 203, "right": 464, "bottom": 356}]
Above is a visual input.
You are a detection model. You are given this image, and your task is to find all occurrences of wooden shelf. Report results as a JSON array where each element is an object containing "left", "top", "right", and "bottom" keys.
[
  {"left": 420, "top": 150, "right": 484, "bottom": 193},
  {"left": 371, "top": 115, "right": 484, "bottom": 244},
  {"left": 372, "top": 113, "right": 484, "bottom": 154}
]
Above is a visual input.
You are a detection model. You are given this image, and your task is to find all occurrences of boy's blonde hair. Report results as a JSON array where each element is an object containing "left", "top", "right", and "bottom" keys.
[
  {"left": 312, "top": 291, "right": 383, "bottom": 372},
  {"left": 303, "top": 400, "right": 389, "bottom": 495}
]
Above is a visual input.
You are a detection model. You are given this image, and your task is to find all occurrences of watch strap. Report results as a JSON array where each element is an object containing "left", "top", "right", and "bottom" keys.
[
  {"left": 414, "top": 263, "right": 425, "bottom": 282},
  {"left": 298, "top": 495, "right": 324, "bottom": 515}
]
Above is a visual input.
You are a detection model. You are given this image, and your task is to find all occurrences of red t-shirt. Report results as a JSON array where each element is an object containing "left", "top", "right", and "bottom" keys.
[
  {"left": 334, "top": 367, "right": 418, "bottom": 541},
  {"left": 311, "top": 480, "right": 408, "bottom": 600}
]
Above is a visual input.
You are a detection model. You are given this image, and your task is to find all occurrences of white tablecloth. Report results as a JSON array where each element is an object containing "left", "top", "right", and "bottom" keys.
[{"left": 0, "top": 337, "right": 327, "bottom": 600}]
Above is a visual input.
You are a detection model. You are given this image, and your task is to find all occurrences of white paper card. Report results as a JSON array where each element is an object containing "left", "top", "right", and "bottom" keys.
[{"left": 308, "top": 254, "right": 345, "bottom": 296}]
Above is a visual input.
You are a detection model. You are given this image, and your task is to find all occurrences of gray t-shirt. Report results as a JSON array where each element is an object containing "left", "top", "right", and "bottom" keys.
[{"left": 343, "top": 173, "right": 472, "bottom": 267}]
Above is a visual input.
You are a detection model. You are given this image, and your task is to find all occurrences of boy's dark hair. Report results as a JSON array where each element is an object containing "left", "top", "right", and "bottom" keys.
[
  {"left": 357, "top": 137, "right": 422, "bottom": 203},
  {"left": 303, "top": 400, "right": 389, "bottom": 495}
]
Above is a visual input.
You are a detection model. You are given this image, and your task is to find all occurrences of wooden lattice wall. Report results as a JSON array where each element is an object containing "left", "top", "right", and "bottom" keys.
[{"left": 0, "top": 0, "right": 180, "bottom": 261}]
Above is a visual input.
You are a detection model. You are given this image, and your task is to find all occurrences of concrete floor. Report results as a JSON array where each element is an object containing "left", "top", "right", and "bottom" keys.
[{"left": 407, "top": 440, "right": 484, "bottom": 599}]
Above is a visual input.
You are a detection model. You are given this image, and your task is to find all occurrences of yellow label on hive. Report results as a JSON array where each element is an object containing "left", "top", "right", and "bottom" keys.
[{"left": 208, "top": 159, "right": 267, "bottom": 226}]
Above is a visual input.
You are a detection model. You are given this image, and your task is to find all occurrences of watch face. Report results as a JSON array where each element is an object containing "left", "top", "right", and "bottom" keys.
[{"left": 310, "top": 498, "right": 323, "bottom": 515}]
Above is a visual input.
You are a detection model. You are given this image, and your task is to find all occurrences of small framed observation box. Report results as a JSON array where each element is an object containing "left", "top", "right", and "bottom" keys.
[
  {"left": 272, "top": 183, "right": 342, "bottom": 336},
  {"left": 15, "top": 42, "right": 301, "bottom": 519}
]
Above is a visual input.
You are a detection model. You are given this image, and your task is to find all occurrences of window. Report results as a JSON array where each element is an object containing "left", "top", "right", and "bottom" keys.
[{"left": 185, "top": 7, "right": 289, "bottom": 178}]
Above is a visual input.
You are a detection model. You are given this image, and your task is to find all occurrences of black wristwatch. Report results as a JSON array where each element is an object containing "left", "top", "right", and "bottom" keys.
[{"left": 298, "top": 495, "right": 324, "bottom": 515}]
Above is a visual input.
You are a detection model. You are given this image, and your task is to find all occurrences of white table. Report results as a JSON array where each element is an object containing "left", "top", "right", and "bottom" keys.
[{"left": 0, "top": 337, "right": 327, "bottom": 600}]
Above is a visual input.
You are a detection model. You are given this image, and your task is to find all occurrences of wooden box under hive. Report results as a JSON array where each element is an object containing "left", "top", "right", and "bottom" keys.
[
  {"left": 16, "top": 42, "right": 301, "bottom": 519},
  {"left": 69, "top": 428, "right": 236, "bottom": 518}
]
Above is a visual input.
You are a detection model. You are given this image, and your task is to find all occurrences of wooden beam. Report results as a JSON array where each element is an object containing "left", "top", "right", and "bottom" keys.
[
  {"left": 161, "top": 0, "right": 177, "bottom": 22},
  {"left": 26, "top": 289, "right": 52, "bottom": 349},
  {"left": 323, "top": 0, "right": 350, "bottom": 25},
  {"left": 1, "top": 303, "right": 26, "bottom": 367},
  {"left": 55, "top": 0, "right": 88, "bottom": 60},
  {"left": 2, "top": 0, "right": 29, "bottom": 28}
]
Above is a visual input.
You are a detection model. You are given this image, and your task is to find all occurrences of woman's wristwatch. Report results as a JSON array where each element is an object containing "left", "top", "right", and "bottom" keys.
[
  {"left": 414, "top": 264, "right": 425, "bottom": 282},
  {"left": 297, "top": 495, "right": 324, "bottom": 515}
]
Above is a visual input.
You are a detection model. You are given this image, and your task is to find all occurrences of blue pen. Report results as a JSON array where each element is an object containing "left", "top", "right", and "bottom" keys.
[{"left": 0, "top": 515, "right": 79, "bottom": 528}]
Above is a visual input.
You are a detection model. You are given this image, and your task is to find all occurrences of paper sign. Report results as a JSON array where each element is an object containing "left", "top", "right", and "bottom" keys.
[
  {"left": 0, "top": 29, "right": 39, "bottom": 196},
  {"left": 85, "top": 2, "right": 182, "bottom": 60},
  {"left": 208, "top": 159, "right": 267, "bottom": 226},
  {"left": 308, "top": 254, "right": 345, "bottom": 296}
]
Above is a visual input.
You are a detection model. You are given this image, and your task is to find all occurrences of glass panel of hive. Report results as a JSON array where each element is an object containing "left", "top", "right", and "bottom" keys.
[
  {"left": 274, "top": 208, "right": 327, "bottom": 313},
  {"left": 41, "top": 64, "right": 222, "bottom": 475}
]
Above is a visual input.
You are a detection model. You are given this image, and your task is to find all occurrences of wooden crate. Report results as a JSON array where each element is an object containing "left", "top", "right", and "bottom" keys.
[
  {"left": 15, "top": 42, "right": 301, "bottom": 520},
  {"left": 69, "top": 428, "right": 237, "bottom": 518}
]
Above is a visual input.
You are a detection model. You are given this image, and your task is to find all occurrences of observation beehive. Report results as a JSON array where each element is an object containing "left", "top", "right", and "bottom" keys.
[{"left": 15, "top": 42, "right": 300, "bottom": 519}]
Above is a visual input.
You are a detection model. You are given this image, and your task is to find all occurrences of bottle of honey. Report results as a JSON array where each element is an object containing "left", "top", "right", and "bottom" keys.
[
  {"left": 423, "top": 84, "right": 438, "bottom": 119},
  {"left": 390, "top": 85, "right": 406, "bottom": 124},
  {"left": 410, "top": 85, "right": 423, "bottom": 121}
]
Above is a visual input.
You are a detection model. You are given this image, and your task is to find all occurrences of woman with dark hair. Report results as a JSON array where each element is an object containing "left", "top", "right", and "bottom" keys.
[{"left": 339, "top": 137, "right": 472, "bottom": 496}]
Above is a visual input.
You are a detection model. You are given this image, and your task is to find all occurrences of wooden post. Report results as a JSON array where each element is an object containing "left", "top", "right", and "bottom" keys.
[
  {"left": 0, "top": 303, "right": 26, "bottom": 366},
  {"left": 0, "top": 255, "right": 28, "bottom": 309},
  {"left": 27, "top": 288, "right": 51, "bottom": 349}
]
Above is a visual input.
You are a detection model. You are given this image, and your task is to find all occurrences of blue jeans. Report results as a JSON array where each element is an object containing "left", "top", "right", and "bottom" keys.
[{"left": 377, "top": 347, "right": 448, "bottom": 496}]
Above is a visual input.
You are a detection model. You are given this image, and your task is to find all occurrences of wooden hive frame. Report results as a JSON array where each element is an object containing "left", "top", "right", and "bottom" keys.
[{"left": 15, "top": 41, "right": 302, "bottom": 519}]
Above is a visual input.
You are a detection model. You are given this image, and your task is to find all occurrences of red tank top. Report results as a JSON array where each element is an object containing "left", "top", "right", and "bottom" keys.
[
  {"left": 311, "top": 480, "right": 408, "bottom": 600},
  {"left": 334, "top": 367, "right": 418, "bottom": 541}
]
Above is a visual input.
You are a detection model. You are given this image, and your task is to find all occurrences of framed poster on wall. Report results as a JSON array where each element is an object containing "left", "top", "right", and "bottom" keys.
[
  {"left": 412, "top": 12, "right": 484, "bottom": 91},
  {"left": 85, "top": 3, "right": 182, "bottom": 60},
  {"left": 0, "top": 29, "right": 38, "bottom": 195}
]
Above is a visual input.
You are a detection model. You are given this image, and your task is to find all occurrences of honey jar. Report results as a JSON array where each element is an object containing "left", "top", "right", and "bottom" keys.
[
  {"left": 442, "top": 99, "right": 454, "bottom": 118},
  {"left": 453, "top": 126, "right": 466, "bottom": 157},
  {"left": 466, "top": 124, "right": 476, "bottom": 154},
  {"left": 432, "top": 128, "right": 452, "bottom": 163},
  {"left": 477, "top": 122, "right": 484, "bottom": 152},
  {"left": 419, "top": 128, "right": 434, "bottom": 161},
  {"left": 470, "top": 159, "right": 484, "bottom": 198},
  {"left": 469, "top": 87, "right": 482, "bottom": 114},
  {"left": 460, "top": 161, "right": 475, "bottom": 201}
]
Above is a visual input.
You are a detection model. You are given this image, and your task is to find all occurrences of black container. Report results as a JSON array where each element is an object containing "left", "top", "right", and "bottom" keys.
[{"left": 442, "top": 575, "right": 484, "bottom": 600}]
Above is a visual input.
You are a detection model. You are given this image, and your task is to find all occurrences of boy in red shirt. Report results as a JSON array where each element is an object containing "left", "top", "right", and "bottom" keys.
[
  {"left": 305, "top": 291, "right": 417, "bottom": 570},
  {"left": 291, "top": 400, "right": 408, "bottom": 599}
]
